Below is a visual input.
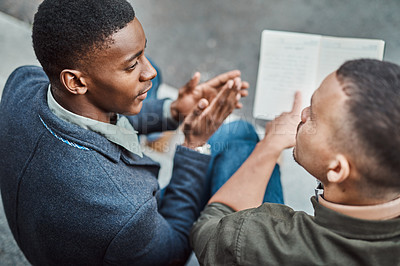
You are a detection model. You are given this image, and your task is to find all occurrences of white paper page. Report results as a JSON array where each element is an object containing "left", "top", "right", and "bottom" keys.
[
  {"left": 316, "top": 36, "right": 385, "bottom": 87},
  {"left": 253, "top": 30, "right": 321, "bottom": 120}
]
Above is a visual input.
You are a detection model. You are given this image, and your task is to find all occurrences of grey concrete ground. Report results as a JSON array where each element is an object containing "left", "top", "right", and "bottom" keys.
[
  {"left": 0, "top": 11, "right": 36, "bottom": 265},
  {"left": 0, "top": 0, "right": 400, "bottom": 265}
]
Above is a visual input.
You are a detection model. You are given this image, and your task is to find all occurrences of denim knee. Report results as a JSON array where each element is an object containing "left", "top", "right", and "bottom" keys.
[{"left": 208, "top": 120, "right": 259, "bottom": 148}]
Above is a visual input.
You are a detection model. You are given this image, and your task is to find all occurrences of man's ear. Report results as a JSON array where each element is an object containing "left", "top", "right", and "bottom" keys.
[
  {"left": 326, "top": 154, "right": 350, "bottom": 184},
  {"left": 60, "top": 69, "right": 88, "bottom": 95}
]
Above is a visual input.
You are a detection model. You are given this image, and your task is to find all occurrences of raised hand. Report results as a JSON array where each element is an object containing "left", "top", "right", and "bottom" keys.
[
  {"left": 182, "top": 78, "right": 242, "bottom": 149},
  {"left": 263, "top": 91, "right": 302, "bottom": 151},
  {"left": 170, "top": 71, "right": 249, "bottom": 122}
]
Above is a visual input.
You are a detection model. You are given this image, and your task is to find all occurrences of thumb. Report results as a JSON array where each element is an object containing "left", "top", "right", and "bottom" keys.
[
  {"left": 185, "top": 98, "right": 209, "bottom": 122},
  {"left": 189, "top": 98, "right": 209, "bottom": 121},
  {"left": 182, "top": 98, "right": 209, "bottom": 132},
  {"left": 186, "top": 72, "right": 201, "bottom": 91},
  {"left": 194, "top": 98, "right": 209, "bottom": 114}
]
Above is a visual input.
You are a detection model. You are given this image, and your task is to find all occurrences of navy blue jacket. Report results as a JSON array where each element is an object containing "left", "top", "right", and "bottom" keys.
[{"left": 0, "top": 66, "right": 211, "bottom": 265}]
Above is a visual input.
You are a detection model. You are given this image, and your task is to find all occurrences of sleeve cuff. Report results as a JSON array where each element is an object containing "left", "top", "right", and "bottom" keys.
[
  {"left": 175, "top": 145, "right": 212, "bottom": 161},
  {"left": 163, "top": 99, "right": 180, "bottom": 128}
]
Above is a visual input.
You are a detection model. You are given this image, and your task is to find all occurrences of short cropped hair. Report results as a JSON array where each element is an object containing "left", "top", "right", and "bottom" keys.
[
  {"left": 32, "top": 0, "right": 135, "bottom": 87},
  {"left": 336, "top": 59, "right": 400, "bottom": 189}
]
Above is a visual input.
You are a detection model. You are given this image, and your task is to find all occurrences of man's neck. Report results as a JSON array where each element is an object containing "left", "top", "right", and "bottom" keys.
[
  {"left": 323, "top": 182, "right": 400, "bottom": 206},
  {"left": 51, "top": 87, "right": 112, "bottom": 123}
]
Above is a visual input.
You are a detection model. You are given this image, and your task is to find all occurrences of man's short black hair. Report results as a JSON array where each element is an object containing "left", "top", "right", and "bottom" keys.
[
  {"left": 337, "top": 59, "right": 400, "bottom": 190},
  {"left": 32, "top": 0, "right": 135, "bottom": 87}
]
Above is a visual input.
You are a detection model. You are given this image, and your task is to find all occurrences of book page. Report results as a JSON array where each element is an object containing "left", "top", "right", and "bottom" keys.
[
  {"left": 253, "top": 30, "right": 321, "bottom": 120},
  {"left": 316, "top": 36, "right": 385, "bottom": 87}
]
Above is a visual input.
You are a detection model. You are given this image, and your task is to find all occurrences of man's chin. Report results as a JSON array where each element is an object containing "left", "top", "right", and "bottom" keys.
[
  {"left": 292, "top": 147, "right": 301, "bottom": 166},
  {"left": 122, "top": 102, "right": 143, "bottom": 116}
]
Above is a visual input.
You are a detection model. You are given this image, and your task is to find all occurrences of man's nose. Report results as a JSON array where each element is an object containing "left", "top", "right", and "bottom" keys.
[
  {"left": 301, "top": 106, "right": 310, "bottom": 123},
  {"left": 139, "top": 56, "right": 157, "bottom": 81}
]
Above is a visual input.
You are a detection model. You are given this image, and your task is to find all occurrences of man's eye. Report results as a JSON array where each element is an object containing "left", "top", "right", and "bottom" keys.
[{"left": 129, "top": 61, "right": 138, "bottom": 70}]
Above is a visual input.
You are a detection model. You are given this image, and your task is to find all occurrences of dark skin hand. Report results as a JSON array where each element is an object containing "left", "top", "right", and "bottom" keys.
[
  {"left": 170, "top": 70, "right": 249, "bottom": 122},
  {"left": 182, "top": 77, "right": 243, "bottom": 149}
]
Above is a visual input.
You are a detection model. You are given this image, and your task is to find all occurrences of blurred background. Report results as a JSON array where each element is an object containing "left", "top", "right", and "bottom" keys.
[{"left": 0, "top": 0, "right": 399, "bottom": 265}]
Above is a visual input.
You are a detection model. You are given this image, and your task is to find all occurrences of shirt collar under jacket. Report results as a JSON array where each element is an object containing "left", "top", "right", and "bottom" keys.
[
  {"left": 315, "top": 181, "right": 400, "bottom": 220},
  {"left": 47, "top": 85, "right": 143, "bottom": 157},
  {"left": 319, "top": 194, "right": 400, "bottom": 221}
]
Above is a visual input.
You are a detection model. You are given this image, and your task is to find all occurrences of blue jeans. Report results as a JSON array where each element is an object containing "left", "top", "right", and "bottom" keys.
[{"left": 205, "top": 120, "right": 284, "bottom": 205}]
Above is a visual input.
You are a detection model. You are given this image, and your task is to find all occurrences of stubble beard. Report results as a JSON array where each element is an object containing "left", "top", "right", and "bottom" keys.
[{"left": 292, "top": 146, "right": 301, "bottom": 166}]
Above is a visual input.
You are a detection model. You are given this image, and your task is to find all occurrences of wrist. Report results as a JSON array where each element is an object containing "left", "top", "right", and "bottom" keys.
[
  {"left": 183, "top": 141, "right": 211, "bottom": 155},
  {"left": 256, "top": 138, "right": 285, "bottom": 159},
  {"left": 194, "top": 143, "right": 211, "bottom": 155},
  {"left": 183, "top": 140, "right": 207, "bottom": 150},
  {"left": 170, "top": 100, "right": 180, "bottom": 122}
]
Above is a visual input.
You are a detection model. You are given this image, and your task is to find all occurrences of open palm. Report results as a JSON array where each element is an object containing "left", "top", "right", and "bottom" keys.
[{"left": 170, "top": 70, "right": 249, "bottom": 121}]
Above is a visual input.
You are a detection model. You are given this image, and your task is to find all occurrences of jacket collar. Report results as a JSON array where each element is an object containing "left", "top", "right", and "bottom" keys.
[
  {"left": 312, "top": 196, "right": 400, "bottom": 240},
  {"left": 35, "top": 83, "right": 124, "bottom": 163},
  {"left": 46, "top": 86, "right": 143, "bottom": 158}
]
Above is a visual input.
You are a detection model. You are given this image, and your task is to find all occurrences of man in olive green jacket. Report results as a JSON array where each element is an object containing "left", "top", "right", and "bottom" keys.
[{"left": 190, "top": 59, "right": 400, "bottom": 266}]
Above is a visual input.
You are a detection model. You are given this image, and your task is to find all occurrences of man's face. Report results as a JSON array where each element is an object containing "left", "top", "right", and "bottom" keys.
[
  {"left": 82, "top": 18, "right": 156, "bottom": 118},
  {"left": 294, "top": 72, "right": 349, "bottom": 181}
]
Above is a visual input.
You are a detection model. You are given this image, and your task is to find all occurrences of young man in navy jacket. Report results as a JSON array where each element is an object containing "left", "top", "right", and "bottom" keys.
[{"left": 0, "top": 0, "right": 251, "bottom": 265}]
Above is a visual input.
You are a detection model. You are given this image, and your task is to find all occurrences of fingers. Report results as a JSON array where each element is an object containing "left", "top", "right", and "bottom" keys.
[
  {"left": 241, "top": 81, "right": 250, "bottom": 89},
  {"left": 190, "top": 72, "right": 201, "bottom": 90},
  {"left": 182, "top": 98, "right": 209, "bottom": 134},
  {"left": 204, "top": 80, "right": 233, "bottom": 118},
  {"left": 233, "top": 77, "right": 247, "bottom": 108},
  {"left": 192, "top": 98, "right": 209, "bottom": 117},
  {"left": 199, "top": 71, "right": 249, "bottom": 108},
  {"left": 215, "top": 77, "right": 243, "bottom": 112},
  {"left": 291, "top": 91, "right": 302, "bottom": 114},
  {"left": 234, "top": 78, "right": 242, "bottom": 102},
  {"left": 262, "top": 91, "right": 302, "bottom": 149},
  {"left": 236, "top": 93, "right": 241, "bottom": 101},
  {"left": 212, "top": 78, "right": 240, "bottom": 120},
  {"left": 239, "top": 80, "right": 249, "bottom": 98},
  {"left": 206, "top": 70, "right": 241, "bottom": 88},
  {"left": 183, "top": 72, "right": 201, "bottom": 92},
  {"left": 240, "top": 90, "right": 249, "bottom": 97},
  {"left": 234, "top": 77, "right": 241, "bottom": 89},
  {"left": 205, "top": 75, "right": 245, "bottom": 112},
  {"left": 182, "top": 78, "right": 240, "bottom": 148}
]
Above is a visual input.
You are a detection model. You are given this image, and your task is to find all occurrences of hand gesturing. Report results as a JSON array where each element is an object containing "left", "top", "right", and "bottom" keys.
[
  {"left": 170, "top": 70, "right": 249, "bottom": 122},
  {"left": 182, "top": 78, "right": 243, "bottom": 149}
]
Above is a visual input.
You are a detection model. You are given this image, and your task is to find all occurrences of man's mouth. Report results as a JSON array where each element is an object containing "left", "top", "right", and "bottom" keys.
[{"left": 136, "top": 82, "right": 153, "bottom": 98}]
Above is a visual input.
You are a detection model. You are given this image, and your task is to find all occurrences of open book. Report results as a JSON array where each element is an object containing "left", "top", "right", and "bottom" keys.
[{"left": 253, "top": 30, "right": 385, "bottom": 120}]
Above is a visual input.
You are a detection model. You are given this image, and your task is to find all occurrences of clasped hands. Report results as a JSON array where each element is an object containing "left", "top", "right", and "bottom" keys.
[{"left": 170, "top": 70, "right": 249, "bottom": 149}]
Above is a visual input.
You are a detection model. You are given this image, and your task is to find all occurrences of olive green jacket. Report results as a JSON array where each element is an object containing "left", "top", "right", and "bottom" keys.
[{"left": 190, "top": 197, "right": 400, "bottom": 266}]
